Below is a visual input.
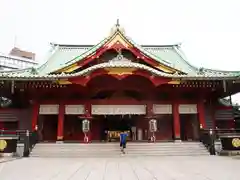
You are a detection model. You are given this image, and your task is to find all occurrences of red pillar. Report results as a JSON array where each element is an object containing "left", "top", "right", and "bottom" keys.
[
  {"left": 173, "top": 102, "right": 181, "bottom": 140},
  {"left": 85, "top": 103, "right": 92, "bottom": 118},
  {"left": 31, "top": 102, "right": 39, "bottom": 131},
  {"left": 57, "top": 103, "right": 65, "bottom": 141},
  {"left": 85, "top": 103, "right": 92, "bottom": 142},
  {"left": 146, "top": 103, "right": 154, "bottom": 140},
  {"left": 197, "top": 99, "right": 206, "bottom": 129},
  {"left": 211, "top": 104, "right": 216, "bottom": 129}
]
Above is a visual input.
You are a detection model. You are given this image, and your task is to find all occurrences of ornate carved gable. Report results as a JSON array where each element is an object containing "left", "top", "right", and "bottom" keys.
[
  {"left": 54, "top": 21, "right": 182, "bottom": 75},
  {"left": 71, "top": 50, "right": 160, "bottom": 75}
]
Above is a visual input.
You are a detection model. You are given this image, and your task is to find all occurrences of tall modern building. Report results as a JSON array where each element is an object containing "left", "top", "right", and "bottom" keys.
[{"left": 0, "top": 47, "right": 38, "bottom": 71}]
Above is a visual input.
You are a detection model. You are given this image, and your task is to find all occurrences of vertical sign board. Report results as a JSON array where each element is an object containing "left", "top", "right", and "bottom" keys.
[{"left": 0, "top": 136, "right": 18, "bottom": 153}]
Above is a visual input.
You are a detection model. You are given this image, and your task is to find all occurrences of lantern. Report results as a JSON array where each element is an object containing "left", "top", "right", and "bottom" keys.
[
  {"left": 82, "top": 119, "right": 90, "bottom": 133},
  {"left": 149, "top": 119, "right": 157, "bottom": 132}
]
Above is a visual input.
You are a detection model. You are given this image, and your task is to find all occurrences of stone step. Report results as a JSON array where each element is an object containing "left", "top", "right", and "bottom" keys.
[
  {"left": 35, "top": 145, "right": 206, "bottom": 150},
  {"left": 31, "top": 152, "right": 209, "bottom": 158},
  {"left": 34, "top": 144, "right": 206, "bottom": 148},
  {"left": 33, "top": 149, "right": 206, "bottom": 153},
  {"left": 32, "top": 150, "right": 208, "bottom": 154},
  {"left": 30, "top": 142, "right": 209, "bottom": 157},
  {"left": 33, "top": 146, "right": 206, "bottom": 150},
  {"left": 35, "top": 142, "right": 204, "bottom": 146},
  {"left": 32, "top": 145, "right": 207, "bottom": 150},
  {"left": 31, "top": 151, "right": 209, "bottom": 156}
]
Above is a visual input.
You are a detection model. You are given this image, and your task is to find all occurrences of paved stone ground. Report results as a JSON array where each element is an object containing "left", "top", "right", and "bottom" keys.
[{"left": 0, "top": 156, "right": 239, "bottom": 180}]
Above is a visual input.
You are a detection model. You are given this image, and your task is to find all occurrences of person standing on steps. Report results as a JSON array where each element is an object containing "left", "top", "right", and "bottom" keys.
[{"left": 120, "top": 130, "right": 127, "bottom": 154}]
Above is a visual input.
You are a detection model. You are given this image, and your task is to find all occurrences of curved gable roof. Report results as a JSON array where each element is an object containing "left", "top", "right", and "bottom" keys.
[
  {"left": 0, "top": 22, "right": 240, "bottom": 80},
  {"left": 40, "top": 24, "right": 188, "bottom": 75}
]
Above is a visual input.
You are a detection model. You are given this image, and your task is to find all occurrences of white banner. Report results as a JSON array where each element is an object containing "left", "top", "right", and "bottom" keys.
[
  {"left": 179, "top": 104, "right": 197, "bottom": 114},
  {"left": 153, "top": 104, "right": 172, "bottom": 114},
  {"left": 91, "top": 105, "right": 146, "bottom": 115},
  {"left": 65, "top": 105, "right": 85, "bottom": 115},
  {"left": 39, "top": 104, "right": 59, "bottom": 115}
]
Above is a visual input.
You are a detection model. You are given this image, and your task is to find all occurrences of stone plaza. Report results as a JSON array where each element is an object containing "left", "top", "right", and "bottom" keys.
[{"left": 0, "top": 156, "right": 239, "bottom": 180}]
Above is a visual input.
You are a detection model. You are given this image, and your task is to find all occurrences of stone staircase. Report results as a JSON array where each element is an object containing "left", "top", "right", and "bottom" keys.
[{"left": 30, "top": 142, "right": 209, "bottom": 158}]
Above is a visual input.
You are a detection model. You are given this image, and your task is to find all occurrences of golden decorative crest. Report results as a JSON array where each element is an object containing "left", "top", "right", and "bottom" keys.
[
  {"left": 232, "top": 138, "right": 240, "bottom": 148},
  {"left": 0, "top": 140, "right": 7, "bottom": 151},
  {"left": 105, "top": 68, "right": 136, "bottom": 75}
]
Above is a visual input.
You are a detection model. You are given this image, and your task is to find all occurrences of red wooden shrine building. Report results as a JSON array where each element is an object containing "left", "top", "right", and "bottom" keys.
[{"left": 0, "top": 22, "right": 240, "bottom": 142}]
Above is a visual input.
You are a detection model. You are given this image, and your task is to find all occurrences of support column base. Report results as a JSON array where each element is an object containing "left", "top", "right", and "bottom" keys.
[
  {"left": 57, "top": 136, "right": 63, "bottom": 141},
  {"left": 174, "top": 136, "right": 181, "bottom": 142},
  {"left": 174, "top": 139, "right": 182, "bottom": 142}
]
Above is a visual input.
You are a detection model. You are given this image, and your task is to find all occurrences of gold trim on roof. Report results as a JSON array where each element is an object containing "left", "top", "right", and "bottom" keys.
[
  {"left": 56, "top": 63, "right": 80, "bottom": 73},
  {"left": 106, "top": 33, "right": 132, "bottom": 49},
  {"left": 57, "top": 79, "right": 72, "bottom": 85},
  {"left": 167, "top": 80, "right": 181, "bottom": 84},
  {"left": 105, "top": 67, "right": 136, "bottom": 75},
  {"left": 155, "top": 64, "right": 175, "bottom": 73}
]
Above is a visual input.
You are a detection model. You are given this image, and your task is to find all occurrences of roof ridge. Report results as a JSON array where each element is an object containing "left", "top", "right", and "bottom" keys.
[
  {"left": 124, "top": 34, "right": 171, "bottom": 65},
  {"left": 173, "top": 46, "right": 198, "bottom": 73},
  {"left": 36, "top": 45, "right": 60, "bottom": 74},
  {"left": 64, "top": 37, "right": 109, "bottom": 65},
  {"left": 50, "top": 43, "right": 180, "bottom": 48},
  {"left": 173, "top": 46, "right": 240, "bottom": 75},
  {"left": 202, "top": 67, "right": 240, "bottom": 73}
]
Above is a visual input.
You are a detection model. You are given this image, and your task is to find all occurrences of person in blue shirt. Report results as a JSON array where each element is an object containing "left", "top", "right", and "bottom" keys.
[{"left": 120, "top": 131, "right": 128, "bottom": 153}]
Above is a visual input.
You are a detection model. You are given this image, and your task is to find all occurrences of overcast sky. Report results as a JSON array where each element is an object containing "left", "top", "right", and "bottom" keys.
[{"left": 0, "top": 0, "right": 240, "bottom": 102}]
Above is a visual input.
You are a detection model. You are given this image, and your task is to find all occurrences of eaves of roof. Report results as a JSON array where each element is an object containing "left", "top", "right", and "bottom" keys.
[{"left": 0, "top": 61, "right": 239, "bottom": 81}]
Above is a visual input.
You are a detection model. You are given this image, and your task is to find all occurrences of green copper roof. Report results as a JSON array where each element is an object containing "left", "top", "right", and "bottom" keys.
[{"left": 0, "top": 23, "right": 240, "bottom": 80}]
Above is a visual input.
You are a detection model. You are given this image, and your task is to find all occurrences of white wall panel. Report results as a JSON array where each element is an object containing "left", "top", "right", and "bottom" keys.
[
  {"left": 65, "top": 105, "right": 85, "bottom": 115},
  {"left": 39, "top": 104, "right": 59, "bottom": 115},
  {"left": 91, "top": 105, "right": 146, "bottom": 115},
  {"left": 153, "top": 104, "right": 172, "bottom": 114},
  {"left": 179, "top": 104, "right": 197, "bottom": 114}
]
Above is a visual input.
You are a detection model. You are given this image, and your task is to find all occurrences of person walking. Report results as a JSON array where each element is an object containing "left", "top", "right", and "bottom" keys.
[{"left": 120, "top": 131, "right": 127, "bottom": 154}]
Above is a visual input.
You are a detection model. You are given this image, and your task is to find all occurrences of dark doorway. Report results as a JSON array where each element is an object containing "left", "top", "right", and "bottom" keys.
[
  {"left": 180, "top": 114, "right": 200, "bottom": 141},
  {"left": 216, "top": 120, "right": 234, "bottom": 129},
  {"left": 156, "top": 115, "right": 174, "bottom": 141},
  {"left": 96, "top": 115, "right": 137, "bottom": 142},
  {"left": 0, "top": 121, "right": 18, "bottom": 130},
  {"left": 64, "top": 115, "right": 83, "bottom": 141},
  {"left": 104, "top": 115, "right": 134, "bottom": 131},
  {"left": 235, "top": 120, "right": 240, "bottom": 129},
  {"left": 38, "top": 115, "right": 58, "bottom": 142}
]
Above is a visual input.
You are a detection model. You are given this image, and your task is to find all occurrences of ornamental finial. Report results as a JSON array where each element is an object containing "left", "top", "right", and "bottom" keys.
[
  {"left": 110, "top": 19, "right": 125, "bottom": 35},
  {"left": 116, "top": 19, "right": 120, "bottom": 27}
]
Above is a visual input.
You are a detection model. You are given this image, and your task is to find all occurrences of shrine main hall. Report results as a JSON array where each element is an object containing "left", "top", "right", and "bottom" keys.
[{"left": 0, "top": 22, "right": 239, "bottom": 142}]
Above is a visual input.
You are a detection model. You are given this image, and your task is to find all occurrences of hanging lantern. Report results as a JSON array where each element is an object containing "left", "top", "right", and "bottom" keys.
[
  {"left": 149, "top": 119, "right": 157, "bottom": 132},
  {"left": 82, "top": 119, "right": 90, "bottom": 133}
]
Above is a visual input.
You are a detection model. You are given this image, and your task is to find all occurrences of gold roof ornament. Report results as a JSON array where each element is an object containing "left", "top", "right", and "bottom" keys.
[{"left": 110, "top": 19, "right": 126, "bottom": 35}]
